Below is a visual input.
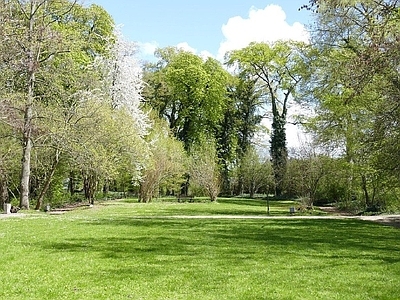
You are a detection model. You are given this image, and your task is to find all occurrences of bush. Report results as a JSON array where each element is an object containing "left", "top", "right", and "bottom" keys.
[{"left": 297, "top": 197, "right": 314, "bottom": 211}]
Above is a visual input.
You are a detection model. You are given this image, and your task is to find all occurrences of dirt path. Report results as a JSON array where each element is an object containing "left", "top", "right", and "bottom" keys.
[
  {"left": 129, "top": 214, "right": 400, "bottom": 229},
  {"left": 1, "top": 209, "right": 400, "bottom": 228},
  {"left": 0, "top": 213, "right": 27, "bottom": 218},
  {"left": 357, "top": 215, "right": 400, "bottom": 228},
  {"left": 318, "top": 206, "right": 400, "bottom": 228}
]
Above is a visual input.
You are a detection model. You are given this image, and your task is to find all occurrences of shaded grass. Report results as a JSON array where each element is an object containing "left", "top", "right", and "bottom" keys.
[{"left": 0, "top": 199, "right": 399, "bottom": 299}]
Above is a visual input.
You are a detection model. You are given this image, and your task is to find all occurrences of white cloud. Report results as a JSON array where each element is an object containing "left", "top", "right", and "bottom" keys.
[
  {"left": 138, "top": 41, "right": 159, "bottom": 56},
  {"left": 217, "top": 4, "right": 309, "bottom": 60},
  {"left": 176, "top": 42, "right": 215, "bottom": 60},
  {"left": 176, "top": 42, "right": 197, "bottom": 53},
  {"left": 199, "top": 50, "right": 214, "bottom": 60}
]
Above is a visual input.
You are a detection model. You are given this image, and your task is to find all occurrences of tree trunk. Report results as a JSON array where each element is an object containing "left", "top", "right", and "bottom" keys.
[
  {"left": 83, "top": 172, "right": 97, "bottom": 205},
  {"left": 249, "top": 182, "right": 255, "bottom": 198},
  {"left": 235, "top": 176, "right": 244, "bottom": 196},
  {"left": 103, "top": 179, "right": 110, "bottom": 195},
  {"left": 361, "top": 174, "right": 371, "bottom": 208},
  {"left": 0, "top": 173, "right": 9, "bottom": 207},
  {"left": 34, "top": 150, "right": 60, "bottom": 210},
  {"left": 20, "top": 97, "right": 34, "bottom": 209},
  {"left": 68, "top": 171, "right": 74, "bottom": 196},
  {"left": 19, "top": 2, "right": 37, "bottom": 210},
  {"left": 270, "top": 114, "right": 287, "bottom": 196}
]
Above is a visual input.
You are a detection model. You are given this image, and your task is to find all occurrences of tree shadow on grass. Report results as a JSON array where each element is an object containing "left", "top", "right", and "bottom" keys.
[
  {"left": 31, "top": 217, "right": 400, "bottom": 300},
  {"left": 218, "top": 198, "right": 294, "bottom": 208},
  {"left": 243, "top": 219, "right": 400, "bottom": 263},
  {"left": 217, "top": 198, "right": 268, "bottom": 207},
  {"left": 125, "top": 204, "right": 285, "bottom": 216},
  {"left": 41, "top": 218, "right": 400, "bottom": 265}
]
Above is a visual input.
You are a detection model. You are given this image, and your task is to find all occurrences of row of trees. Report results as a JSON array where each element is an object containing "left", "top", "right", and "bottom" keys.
[
  {"left": 0, "top": 0, "right": 227, "bottom": 208},
  {"left": 301, "top": 0, "right": 400, "bottom": 211},
  {"left": 0, "top": 0, "right": 149, "bottom": 209},
  {"left": 141, "top": 0, "right": 400, "bottom": 212},
  {"left": 1, "top": 0, "right": 400, "bottom": 213}
]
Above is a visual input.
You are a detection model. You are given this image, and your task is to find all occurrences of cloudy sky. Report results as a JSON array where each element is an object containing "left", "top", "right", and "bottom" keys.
[{"left": 89, "top": 0, "right": 312, "bottom": 61}]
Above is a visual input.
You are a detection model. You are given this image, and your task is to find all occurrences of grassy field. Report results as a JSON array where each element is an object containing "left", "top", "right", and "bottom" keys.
[{"left": 0, "top": 198, "right": 399, "bottom": 299}]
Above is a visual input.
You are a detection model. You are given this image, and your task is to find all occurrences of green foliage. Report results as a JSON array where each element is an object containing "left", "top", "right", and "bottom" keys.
[
  {"left": 306, "top": 0, "right": 400, "bottom": 210},
  {"left": 3, "top": 0, "right": 400, "bottom": 212},
  {"left": 226, "top": 41, "right": 309, "bottom": 196},
  {"left": 188, "top": 140, "right": 221, "bottom": 201},
  {"left": 51, "top": 1, "right": 115, "bottom": 63},
  {"left": 239, "top": 147, "right": 274, "bottom": 198},
  {"left": 216, "top": 74, "right": 263, "bottom": 195},
  {"left": 312, "top": 159, "right": 351, "bottom": 204},
  {"left": 138, "top": 117, "right": 187, "bottom": 203},
  {"left": 143, "top": 48, "right": 229, "bottom": 150},
  {"left": 0, "top": 0, "right": 118, "bottom": 208}
]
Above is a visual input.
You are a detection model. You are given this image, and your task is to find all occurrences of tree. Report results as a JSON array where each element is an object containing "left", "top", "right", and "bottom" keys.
[
  {"left": 0, "top": 0, "right": 115, "bottom": 209},
  {"left": 239, "top": 147, "right": 274, "bottom": 198},
  {"left": 286, "top": 141, "right": 330, "bottom": 208},
  {"left": 2, "top": 0, "right": 68, "bottom": 209},
  {"left": 189, "top": 141, "right": 221, "bottom": 202},
  {"left": 143, "top": 47, "right": 229, "bottom": 150},
  {"left": 102, "top": 30, "right": 149, "bottom": 134},
  {"left": 216, "top": 74, "right": 263, "bottom": 195},
  {"left": 93, "top": 30, "right": 149, "bottom": 203},
  {"left": 305, "top": 0, "right": 400, "bottom": 210},
  {"left": 226, "top": 41, "right": 309, "bottom": 196},
  {"left": 138, "top": 118, "right": 187, "bottom": 203}
]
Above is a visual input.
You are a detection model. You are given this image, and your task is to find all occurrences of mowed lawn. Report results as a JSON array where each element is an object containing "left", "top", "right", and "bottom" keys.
[{"left": 0, "top": 198, "right": 399, "bottom": 299}]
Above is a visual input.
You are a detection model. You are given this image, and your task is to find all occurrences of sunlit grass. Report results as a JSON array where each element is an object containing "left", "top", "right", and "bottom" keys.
[
  {"left": 0, "top": 199, "right": 399, "bottom": 299},
  {"left": 84, "top": 197, "right": 324, "bottom": 217}
]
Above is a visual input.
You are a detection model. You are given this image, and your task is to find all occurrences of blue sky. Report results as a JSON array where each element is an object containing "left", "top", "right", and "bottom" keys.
[{"left": 88, "top": 0, "right": 313, "bottom": 61}]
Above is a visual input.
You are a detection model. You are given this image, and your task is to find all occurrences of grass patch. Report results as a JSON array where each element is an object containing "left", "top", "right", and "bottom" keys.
[
  {"left": 0, "top": 199, "right": 399, "bottom": 299},
  {"left": 102, "top": 197, "right": 323, "bottom": 217}
]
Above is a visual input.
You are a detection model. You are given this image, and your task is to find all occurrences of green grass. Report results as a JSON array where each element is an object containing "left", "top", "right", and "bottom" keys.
[
  {"left": 0, "top": 198, "right": 399, "bottom": 299},
  {"left": 89, "top": 197, "right": 323, "bottom": 217}
]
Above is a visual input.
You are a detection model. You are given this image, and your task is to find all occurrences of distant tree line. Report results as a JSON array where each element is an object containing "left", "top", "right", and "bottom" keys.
[{"left": 1, "top": 0, "right": 399, "bottom": 214}]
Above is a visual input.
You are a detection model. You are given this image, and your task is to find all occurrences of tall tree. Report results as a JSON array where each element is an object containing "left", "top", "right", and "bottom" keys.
[
  {"left": 103, "top": 30, "right": 148, "bottom": 134},
  {"left": 217, "top": 74, "right": 263, "bottom": 195},
  {"left": 305, "top": 0, "right": 400, "bottom": 210},
  {"left": 240, "top": 146, "right": 274, "bottom": 198},
  {"left": 189, "top": 140, "right": 221, "bottom": 202},
  {"left": 0, "top": 0, "right": 116, "bottom": 209},
  {"left": 5, "top": 0, "right": 74, "bottom": 209},
  {"left": 226, "top": 41, "right": 309, "bottom": 196},
  {"left": 44, "top": 31, "right": 147, "bottom": 206},
  {"left": 143, "top": 47, "right": 229, "bottom": 150},
  {"left": 138, "top": 118, "right": 186, "bottom": 203}
]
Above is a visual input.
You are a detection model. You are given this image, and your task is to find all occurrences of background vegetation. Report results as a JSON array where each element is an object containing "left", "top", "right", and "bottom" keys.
[{"left": 1, "top": 0, "right": 400, "bottom": 214}]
